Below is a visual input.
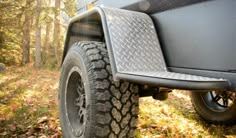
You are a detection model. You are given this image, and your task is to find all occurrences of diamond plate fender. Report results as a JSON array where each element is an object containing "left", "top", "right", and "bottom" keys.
[
  {"left": 63, "top": 7, "right": 167, "bottom": 80},
  {"left": 62, "top": 7, "right": 230, "bottom": 90},
  {"left": 102, "top": 7, "right": 167, "bottom": 73},
  {"left": 102, "top": 7, "right": 168, "bottom": 80}
]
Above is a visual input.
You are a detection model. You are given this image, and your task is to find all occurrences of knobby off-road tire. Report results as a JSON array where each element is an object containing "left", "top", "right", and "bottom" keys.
[
  {"left": 190, "top": 91, "right": 236, "bottom": 125},
  {"left": 59, "top": 41, "right": 139, "bottom": 138}
]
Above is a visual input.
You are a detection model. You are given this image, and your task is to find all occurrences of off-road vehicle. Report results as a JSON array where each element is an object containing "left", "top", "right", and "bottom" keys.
[{"left": 59, "top": 0, "right": 236, "bottom": 137}]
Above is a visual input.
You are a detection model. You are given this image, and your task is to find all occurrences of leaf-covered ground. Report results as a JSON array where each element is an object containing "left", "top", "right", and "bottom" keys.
[
  {"left": 0, "top": 65, "right": 236, "bottom": 137},
  {"left": 0, "top": 65, "right": 60, "bottom": 137}
]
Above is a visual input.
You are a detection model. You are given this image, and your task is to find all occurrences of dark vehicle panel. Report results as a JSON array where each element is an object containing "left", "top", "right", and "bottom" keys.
[
  {"left": 99, "top": 0, "right": 236, "bottom": 73},
  {"left": 100, "top": 0, "right": 208, "bottom": 14},
  {"left": 151, "top": 0, "right": 236, "bottom": 72}
]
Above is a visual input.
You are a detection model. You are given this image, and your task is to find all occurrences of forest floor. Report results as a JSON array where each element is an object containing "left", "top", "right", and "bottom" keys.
[{"left": 0, "top": 65, "right": 236, "bottom": 138}]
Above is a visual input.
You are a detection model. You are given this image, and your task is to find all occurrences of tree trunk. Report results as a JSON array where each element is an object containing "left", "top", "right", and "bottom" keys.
[
  {"left": 35, "top": 0, "right": 41, "bottom": 68},
  {"left": 22, "top": 13, "right": 30, "bottom": 64},
  {"left": 44, "top": 22, "right": 51, "bottom": 54},
  {"left": 53, "top": 0, "right": 60, "bottom": 66}
]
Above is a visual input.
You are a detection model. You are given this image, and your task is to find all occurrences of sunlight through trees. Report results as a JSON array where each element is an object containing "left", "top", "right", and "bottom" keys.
[{"left": 0, "top": 0, "right": 77, "bottom": 68}]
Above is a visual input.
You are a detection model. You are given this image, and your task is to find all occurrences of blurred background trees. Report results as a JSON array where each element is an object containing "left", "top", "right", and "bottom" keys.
[{"left": 0, "top": 0, "right": 77, "bottom": 69}]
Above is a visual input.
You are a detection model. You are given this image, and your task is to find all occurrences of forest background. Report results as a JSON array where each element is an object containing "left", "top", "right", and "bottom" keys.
[
  {"left": 0, "top": 0, "right": 236, "bottom": 137},
  {"left": 0, "top": 0, "right": 76, "bottom": 69}
]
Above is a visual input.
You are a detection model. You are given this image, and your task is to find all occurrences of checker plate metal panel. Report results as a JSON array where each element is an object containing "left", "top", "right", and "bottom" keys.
[
  {"left": 124, "top": 71, "right": 226, "bottom": 81},
  {"left": 103, "top": 7, "right": 167, "bottom": 73},
  {"left": 102, "top": 7, "right": 226, "bottom": 82}
]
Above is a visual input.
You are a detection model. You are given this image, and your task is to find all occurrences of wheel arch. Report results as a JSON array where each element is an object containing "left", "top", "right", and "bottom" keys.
[
  {"left": 62, "top": 8, "right": 104, "bottom": 63},
  {"left": 62, "top": 7, "right": 118, "bottom": 79},
  {"left": 62, "top": 7, "right": 117, "bottom": 63}
]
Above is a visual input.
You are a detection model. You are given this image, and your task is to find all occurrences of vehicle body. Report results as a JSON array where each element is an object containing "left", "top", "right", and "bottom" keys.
[{"left": 59, "top": 0, "right": 236, "bottom": 137}]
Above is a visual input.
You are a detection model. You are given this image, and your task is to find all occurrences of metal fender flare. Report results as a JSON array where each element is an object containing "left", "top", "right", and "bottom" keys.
[
  {"left": 62, "top": 6, "right": 165, "bottom": 81},
  {"left": 62, "top": 6, "right": 232, "bottom": 90}
]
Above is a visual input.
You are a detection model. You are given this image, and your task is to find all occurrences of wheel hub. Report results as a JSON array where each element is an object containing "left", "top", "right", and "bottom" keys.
[
  {"left": 75, "top": 87, "right": 86, "bottom": 125},
  {"left": 211, "top": 91, "right": 235, "bottom": 108},
  {"left": 65, "top": 66, "right": 87, "bottom": 137}
]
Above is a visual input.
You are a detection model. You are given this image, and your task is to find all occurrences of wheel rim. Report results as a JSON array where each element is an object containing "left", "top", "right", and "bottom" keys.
[
  {"left": 65, "top": 66, "right": 86, "bottom": 137},
  {"left": 201, "top": 91, "right": 235, "bottom": 112}
]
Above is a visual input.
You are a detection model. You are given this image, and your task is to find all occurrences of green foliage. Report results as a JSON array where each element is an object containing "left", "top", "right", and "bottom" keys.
[
  {"left": 63, "top": 0, "right": 78, "bottom": 17},
  {"left": 0, "top": 0, "right": 77, "bottom": 67},
  {"left": 0, "top": 42, "right": 21, "bottom": 65},
  {"left": 0, "top": 0, "right": 33, "bottom": 65},
  {"left": 41, "top": 51, "right": 58, "bottom": 70}
]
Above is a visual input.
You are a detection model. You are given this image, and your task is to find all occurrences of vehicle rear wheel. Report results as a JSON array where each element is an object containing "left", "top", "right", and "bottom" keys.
[
  {"left": 59, "top": 41, "right": 139, "bottom": 137},
  {"left": 190, "top": 91, "right": 236, "bottom": 125}
]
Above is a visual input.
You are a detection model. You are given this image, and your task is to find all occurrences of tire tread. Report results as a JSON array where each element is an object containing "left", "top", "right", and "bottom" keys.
[{"left": 72, "top": 41, "right": 139, "bottom": 137}]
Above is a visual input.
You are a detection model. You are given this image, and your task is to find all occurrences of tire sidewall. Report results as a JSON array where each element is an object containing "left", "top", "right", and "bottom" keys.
[
  {"left": 59, "top": 46, "right": 93, "bottom": 137},
  {"left": 191, "top": 92, "right": 236, "bottom": 124}
]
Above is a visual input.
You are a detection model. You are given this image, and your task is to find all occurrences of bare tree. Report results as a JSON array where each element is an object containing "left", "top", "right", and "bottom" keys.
[
  {"left": 35, "top": 0, "right": 42, "bottom": 68},
  {"left": 44, "top": 23, "right": 51, "bottom": 55},
  {"left": 53, "top": 0, "right": 60, "bottom": 66},
  {"left": 22, "top": 12, "right": 30, "bottom": 64},
  {"left": 43, "top": 0, "right": 52, "bottom": 52}
]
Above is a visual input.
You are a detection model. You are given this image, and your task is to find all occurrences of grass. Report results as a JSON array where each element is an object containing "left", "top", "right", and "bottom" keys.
[
  {"left": 138, "top": 92, "right": 236, "bottom": 138},
  {"left": 0, "top": 65, "right": 236, "bottom": 137}
]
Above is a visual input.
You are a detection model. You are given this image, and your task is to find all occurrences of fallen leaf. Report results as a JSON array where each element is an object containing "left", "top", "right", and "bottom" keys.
[
  {"left": 160, "top": 108, "right": 168, "bottom": 116},
  {"left": 49, "top": 121, "right": 57, "bottom": 130},
  {"left": 0, "top": 131, "right": 7, "bottom": 136},
  {"left": 26, "top": 128, "right": 35, "bottom": 136},
  {"left": 16, "top": 124, "right": 24, "bottom": 130},
  {"left": 50, "top": 133, "right": 60, "bottom": 138},
  {"left": 8, "top": 124, "right": 16, "bottom": 131},
  {"left": 38, "top": 134, "right": 47, "bottom": 138},
  {"left": 37, "top": 116, "right": 48, "bottom": 124},
  {"left": 33, "top": 124, "right": 43, "bottom": 132},
  {"left": 9, "top": 103, "right": 18, "bottom": 111}
]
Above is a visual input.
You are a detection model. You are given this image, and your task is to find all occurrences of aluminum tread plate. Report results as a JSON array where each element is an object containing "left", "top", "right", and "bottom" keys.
[
  {"left": 103, "top": 7, "right": 167, "bottom": 73},
  {"left": 123, "top": 71, "right": 226, "bottom": 82},
  {"left": 101, "top": 7, "right": 228, "bottom": 88}
]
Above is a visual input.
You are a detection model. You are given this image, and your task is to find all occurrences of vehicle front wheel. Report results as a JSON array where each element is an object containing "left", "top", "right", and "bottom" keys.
[
  {"left": 190, "top": 91, "right": 236, "bottom": 125},
  {"left": 59, "top": 41, "right": 139, "bottom": 137}
]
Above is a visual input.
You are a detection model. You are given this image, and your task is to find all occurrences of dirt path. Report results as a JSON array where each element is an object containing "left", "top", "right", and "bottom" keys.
[{"left": 0, "top": 66, "right": 235, "bottom": 137}]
